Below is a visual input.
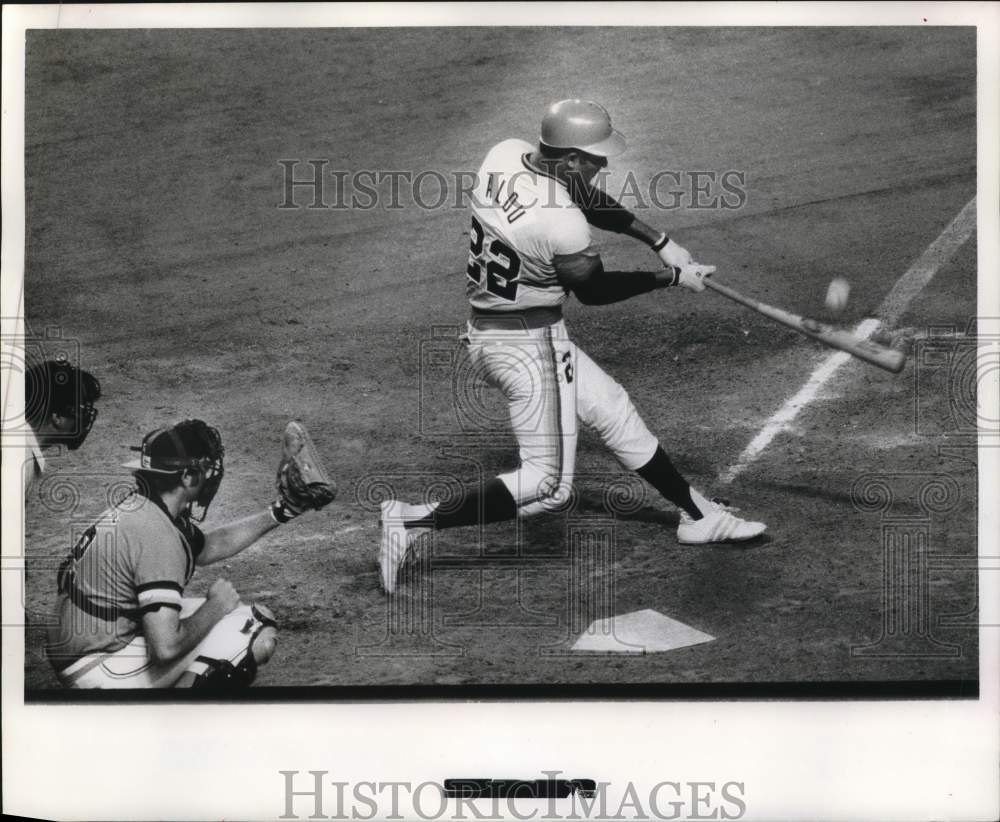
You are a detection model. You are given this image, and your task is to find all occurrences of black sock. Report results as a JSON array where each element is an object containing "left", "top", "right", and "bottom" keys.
[
  {"left": 635, "top": 446, "right": 703, "bottom": 520},
  {"left": 404, "top": 477, "right": 518, "bottom": 530}
]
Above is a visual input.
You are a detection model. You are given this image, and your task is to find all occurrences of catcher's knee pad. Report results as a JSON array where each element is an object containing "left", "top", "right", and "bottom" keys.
[
  {"left": 248, "top": 603, "right": 278, "bottom": 666},
  {"left": 189, "top": 654, "right": 258, "bottom": 690},
  {"left": 187, "top": 602, "right": 278, "bottom": 691}
]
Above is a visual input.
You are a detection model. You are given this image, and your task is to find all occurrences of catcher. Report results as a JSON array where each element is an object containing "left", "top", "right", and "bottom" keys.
[{"left": 45, "top": 418, "right": 336, "bottom": 690}]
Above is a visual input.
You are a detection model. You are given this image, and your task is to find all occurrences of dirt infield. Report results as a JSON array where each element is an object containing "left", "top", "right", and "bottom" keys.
[{"left": 21, "top": 27, "right": 978, "bottom": 691}]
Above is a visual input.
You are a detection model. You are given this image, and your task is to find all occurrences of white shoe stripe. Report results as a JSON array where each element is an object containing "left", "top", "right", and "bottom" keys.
[{"left": 678, "top": 505, "right": 765, "bottom": 544}]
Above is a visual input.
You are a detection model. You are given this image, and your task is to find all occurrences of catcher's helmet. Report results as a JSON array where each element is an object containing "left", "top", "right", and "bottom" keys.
[
  {"left": 539, "top": 99, "right": 627, "bottom": 157},
  {"left": 24, "top": 360, "right": 102, "bottom": 450},
  {"left": 124, "top": 419, "right": 225, "bottom": 520}
]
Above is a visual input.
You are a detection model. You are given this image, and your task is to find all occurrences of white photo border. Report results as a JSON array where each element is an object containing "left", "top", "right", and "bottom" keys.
[{"left": 2, "top": 3, "right": 997, "bottom": 821}]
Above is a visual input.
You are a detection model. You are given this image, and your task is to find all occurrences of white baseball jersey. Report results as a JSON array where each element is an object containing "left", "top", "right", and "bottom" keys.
[{"left": 467, "top": 139, "right": 592, "bottom": 311}]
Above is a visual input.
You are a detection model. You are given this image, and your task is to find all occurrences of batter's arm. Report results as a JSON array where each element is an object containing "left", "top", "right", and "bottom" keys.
[
  {"left": 555, "top": 250, "right": 674, "bottom": 305},
  {"left": 569, "top": 182, "right": 661, "bottom": 245},
  {"left": 622, "top": 213, "right": 671, "bottom": 246},
  {"left": 569, "top": 183, "right": 704, "bottom": 268}
]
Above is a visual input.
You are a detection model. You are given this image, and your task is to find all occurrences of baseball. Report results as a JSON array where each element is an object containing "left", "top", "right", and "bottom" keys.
[{"left": 825, "top": 277, "right": 851, "bottom": 312}]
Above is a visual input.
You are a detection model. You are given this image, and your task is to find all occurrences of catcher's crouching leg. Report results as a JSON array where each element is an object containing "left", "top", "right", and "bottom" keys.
[{"left": 179, "top": 602, "right": 278, "bottom": 691}]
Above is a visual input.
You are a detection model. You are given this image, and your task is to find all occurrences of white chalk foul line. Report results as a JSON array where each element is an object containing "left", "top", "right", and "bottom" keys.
[
  {"left": 292, "top": 525, "right": 363, "bottom": 544},
  {"left": 719, "top": 196, "right": 976, "bottom": 486},
  {"left": 876, "top": 197, "right": 978, "bottom": 328}
]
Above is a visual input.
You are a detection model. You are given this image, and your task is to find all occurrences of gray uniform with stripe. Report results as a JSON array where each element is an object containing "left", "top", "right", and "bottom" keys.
[{"left": 46, "top": 492, "right": 202, "bottom": 669}]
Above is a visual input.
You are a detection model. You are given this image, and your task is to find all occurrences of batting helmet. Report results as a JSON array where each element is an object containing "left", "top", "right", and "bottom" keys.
[{"left": 539, "top": 99, "right": 627, "bottom": 157}]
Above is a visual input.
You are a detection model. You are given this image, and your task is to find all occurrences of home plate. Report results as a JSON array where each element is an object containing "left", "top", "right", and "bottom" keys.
[{"left": 571, "top": 609, "right": 715, "bottom": 654}]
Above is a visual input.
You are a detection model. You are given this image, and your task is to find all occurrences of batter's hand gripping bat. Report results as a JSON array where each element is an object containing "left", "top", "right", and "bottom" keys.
[{"left": 702, "top": 277, "right": 906, "bottom": 373}]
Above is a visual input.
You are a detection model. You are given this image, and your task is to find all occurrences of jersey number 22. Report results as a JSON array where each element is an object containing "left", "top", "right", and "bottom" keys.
[{"left": 467, "top": 215, "right": 521, "bottom": 301}]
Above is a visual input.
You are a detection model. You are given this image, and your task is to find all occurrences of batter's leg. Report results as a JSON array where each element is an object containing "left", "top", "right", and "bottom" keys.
[
  {"left": 574, "top": 346, "right": 767, "bottom": 543},
  {"left": 406, "top": 325, "right": 577, "bottom": 527},
  {"left": 378, "top": 324, "right": 579, "bottom": 592},
  {"left": 500, "top": 323, "right": 578, "bottom": 517},
  {"left": 573, "top": 345, "right": 713, "bottom": 518}
]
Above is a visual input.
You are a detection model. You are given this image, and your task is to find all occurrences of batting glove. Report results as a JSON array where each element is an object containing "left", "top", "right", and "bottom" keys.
[
  {"left": 654, "top": 237, "right": 693, "bottom": 269},
  {"left": 669, "top": 263, "right": 715, "bottom": 292},
  {"left": 653, "top": 237, "right": 715, "bottom": 292}
]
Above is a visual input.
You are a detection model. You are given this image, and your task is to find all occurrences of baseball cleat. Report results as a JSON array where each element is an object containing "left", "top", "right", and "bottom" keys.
[
  {"left": 676, "top": 499, "right": 766, "bottom": 545},
  {"left": 378, "top": 500, "right": 425, "bottom": 593}
]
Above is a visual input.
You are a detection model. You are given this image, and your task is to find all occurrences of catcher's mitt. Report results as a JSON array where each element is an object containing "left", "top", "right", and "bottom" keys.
[{"left": 271, "top": 421, "right": 337, "bottom": 523}]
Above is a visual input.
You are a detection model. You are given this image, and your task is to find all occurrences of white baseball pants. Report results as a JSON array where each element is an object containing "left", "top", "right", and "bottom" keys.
[
  {"left": 465, "top": 319, "right": 658, "bottom": 517},
  {"left": 55, "top": 599, "right": 275, "bottom": 689}
]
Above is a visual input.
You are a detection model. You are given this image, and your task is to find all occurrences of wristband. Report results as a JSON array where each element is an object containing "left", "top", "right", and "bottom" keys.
[{"left": 651, "top": 233, "right": 669, "bottom": 251}]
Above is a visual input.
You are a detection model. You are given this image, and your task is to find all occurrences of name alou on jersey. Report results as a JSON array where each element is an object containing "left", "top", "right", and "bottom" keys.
[{"left": 466, "top": 138, "right": 593, "bottom": 312}]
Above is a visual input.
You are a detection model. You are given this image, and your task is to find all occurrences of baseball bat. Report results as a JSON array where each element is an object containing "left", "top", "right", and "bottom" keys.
[{"left": 702, "top": 278, "right": 906, "bottom": 373}]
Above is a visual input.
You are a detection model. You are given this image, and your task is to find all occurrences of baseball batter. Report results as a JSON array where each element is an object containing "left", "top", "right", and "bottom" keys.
[
  {"left": 46, "top": 418, "right": 335, "bottom": 689},
  {"left": 379, "top": 100, "right": 766, "bottom": 593}
]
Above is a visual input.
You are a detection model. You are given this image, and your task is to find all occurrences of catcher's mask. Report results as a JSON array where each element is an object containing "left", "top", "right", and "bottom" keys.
[
  {"left": 24, "top": 360, "right": 102, "bottom": 450},
  {"left": 123, "top": 419, "right": 225, "bottom": 521}
]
